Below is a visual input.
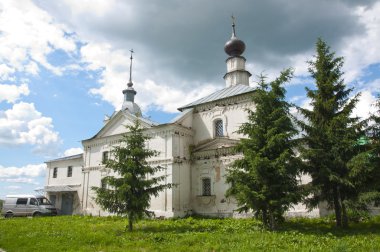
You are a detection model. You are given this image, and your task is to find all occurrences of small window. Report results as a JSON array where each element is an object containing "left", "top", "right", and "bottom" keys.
[
  {"left": 67, "top": 166, "right": 73, "bottom": 177},
  {"left": 16, "top": 198, "right": 28, "bottom": 205},
  {"left": 202, "top": 178, "right": 212, "bottom": 196},
  {"left": 29, "top": 198, "right": 37, "bottom": 205},
  {"left": 101, "top": 179, "right": 107, "bottom": 189},
  {"left": 215, "top": 119, "right": 223, "bottom": 137},
  {"left": 102, "top": 151, "right": 109, "bottom": 163},
  {"left": 53, "top": 167, "right": 57, "bottom": 178}
]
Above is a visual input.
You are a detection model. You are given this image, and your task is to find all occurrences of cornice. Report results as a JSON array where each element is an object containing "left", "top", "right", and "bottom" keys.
[
  {"left": 83, "top": 124, "right": 193, "bottom": 148},
  {"left": 194, "top": 96, "right": 254, "bottom": 113},
  {"left": 82, "top": 157, "right": 185, "bottom": 172},
  {"left": 191, "top": 145, "right": 240, "bottom": 161}
]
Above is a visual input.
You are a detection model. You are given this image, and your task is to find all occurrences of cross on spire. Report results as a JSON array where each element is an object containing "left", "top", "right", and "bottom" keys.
[
  {"left": 231, "top": 15, "right": 236, "bottom": 37},
  {"left": 128, "top": 49, "right": 134, "bottom": 87}
]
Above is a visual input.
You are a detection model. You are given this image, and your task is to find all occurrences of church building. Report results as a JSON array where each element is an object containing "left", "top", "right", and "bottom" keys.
[{"left": 44, "top": 22, "right": 319, "bottom": 217}]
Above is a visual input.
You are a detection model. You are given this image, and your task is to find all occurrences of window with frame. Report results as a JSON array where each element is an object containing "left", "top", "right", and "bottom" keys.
[
  {"left": 53, "top": 167, "right": 57, "bottom": 178},
  {"left": 16, "top": 198, "right": 28, "bottom": 205},
  {"left": 102, "top": 151, "right": 109, "bottom": 163},
  {"left": 215, "top": 119, "right": 223, "bottom": 137},
  {"left": 67, "top": 166, "right": 73, "bottom": 177},
  {"left": 29, "top": 198, "right": 37, "bottom": 205},
  {"left": 202, "top": 178, "right": 212, "bottom": 196},
  {"left": 101, "top": 179, "right": 107, "bottom": 189}
]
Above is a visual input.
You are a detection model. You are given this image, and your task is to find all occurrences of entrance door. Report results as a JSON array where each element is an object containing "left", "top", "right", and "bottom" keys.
[{"left": 61, "top": 193, "right": 73, "bottom": 215}]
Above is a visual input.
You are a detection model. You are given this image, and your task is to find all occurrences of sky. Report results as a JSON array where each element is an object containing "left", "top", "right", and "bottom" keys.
[{"left": 0, "top": 0, "right": 379, "bottom": 199}]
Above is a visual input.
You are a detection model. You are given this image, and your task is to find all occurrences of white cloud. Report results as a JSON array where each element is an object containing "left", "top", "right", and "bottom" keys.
[
  {"left": 0, "top": 163, "right": 45, "bottom": 188},
  {"left": 62, "top": 0, "right": 117, "bottom": 17},
  {"left": 7, "top": 185, "right": 21, "bottom": 190},
  {"left": 340, "top": 3, "right": 380, "bottom": 82},
  {"left": 0, "top": 83, "right": 30, "bottom": 103},
  {"left": 0, "top": 0, "right": 77, "bottom": 79},
  {"left": 138, "top": 79, "right": 218, "bottom": 113},
  {"left": 0, "top": 102, "right": 60, "bottom": 152},
  {"left": 0, "top": 178, "right": 39, "bottom": 185},
  {"left": 353, "top": 90, "right": 378, "bottom": 120},
  {"left": 64, "top": 147, "right": 83, "bottom": 156},
  {"left": 81, "top": 42, "right": 220, "bottom": 113},
  {"left": 0, "top": 63, "right": 15, "bottom": 80},
  {"left": 0, "top": 163, "right": 46, "bottom": 178},
  {"left": 289, "top": 95, "right": 306, "bottom": 104},
  {"left": 81, "top": 42, "right": 129, "bottom": 108}
]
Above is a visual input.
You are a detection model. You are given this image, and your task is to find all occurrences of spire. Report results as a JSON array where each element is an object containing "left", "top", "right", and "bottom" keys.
[
  {"left": 231, "top": 15, "right": 236, "bottom": 38},
  {"left": 122, "top": 49, "right": 141, "bottom": 115},
  {"left": 128, "top": 49, "right": 134, "bottom": 87}
]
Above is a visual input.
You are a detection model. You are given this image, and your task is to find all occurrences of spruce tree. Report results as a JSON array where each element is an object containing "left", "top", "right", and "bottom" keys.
[
  {"left": 298, "top": 39, "right": 363, "bottom": 227},
  {"left": 92, "top": 119, "right": 172, "bottom": 231},
  {"left": 347, "top": 96, "right": 380, "bottom": 212},
  {"left": 369, "top": 96, "right": 380, "bottom": 167},
  {"left": 226, "top": 69, "right": 302, "bottom": 230}
]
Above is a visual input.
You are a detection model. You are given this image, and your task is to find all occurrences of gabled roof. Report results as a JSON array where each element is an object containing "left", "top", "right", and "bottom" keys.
[
  {"left": 83, "top": 109, "right": 157, "bottom": 141},
  {"left": 170, "top": 108, "right": 193, "bottom": 124},
  {"left": 178, "top": 84, "right": 255, "bottom": 111}
]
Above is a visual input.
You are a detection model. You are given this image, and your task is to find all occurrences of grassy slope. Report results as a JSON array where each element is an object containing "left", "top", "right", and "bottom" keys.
[{"left": 0, "top": 216, "right": 379, "bottom": 251}]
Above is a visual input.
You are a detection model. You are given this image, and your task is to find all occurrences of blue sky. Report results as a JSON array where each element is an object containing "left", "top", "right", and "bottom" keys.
[{"left": 0, "top": 0, "right": 379, "bottom": 199}]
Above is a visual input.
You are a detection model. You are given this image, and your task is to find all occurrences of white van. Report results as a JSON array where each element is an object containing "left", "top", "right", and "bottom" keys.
[{"left": 1, "top": 195, "right": 58, "bottom": 218}]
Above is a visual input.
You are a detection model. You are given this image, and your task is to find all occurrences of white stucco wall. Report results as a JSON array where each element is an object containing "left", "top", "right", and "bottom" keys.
[
  {"left": 192, "top": 101, "right": 254, "bottom": 146},
  {"left": 45, "top": 156, "right": 83, "bottom": 215},
  {"left": 190, "top": 157, "right": 237, "bottom": 217}
]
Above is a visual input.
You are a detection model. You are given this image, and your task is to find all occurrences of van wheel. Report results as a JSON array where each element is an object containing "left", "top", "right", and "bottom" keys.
[
  {"left": 4, "top": 213, "right": 13, "bottom": 218},
  {"left": 33, "top": 212, "right": 42, "bottom": 217}
]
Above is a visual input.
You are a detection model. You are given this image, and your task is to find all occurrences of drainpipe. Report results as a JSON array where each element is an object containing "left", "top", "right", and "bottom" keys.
[
  {"left": 81, "top": 166, "right": 85, "bottom": 213},
  {"left": 85, "top": 172, "right": 90, "bottom": 210}
]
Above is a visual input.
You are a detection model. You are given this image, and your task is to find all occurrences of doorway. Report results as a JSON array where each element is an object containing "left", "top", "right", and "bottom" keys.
[{"left": 61, "top": 193, "right": 73, "bottom": 215}]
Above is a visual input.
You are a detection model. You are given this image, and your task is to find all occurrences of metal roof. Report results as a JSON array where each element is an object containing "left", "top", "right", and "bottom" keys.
[
  {"left": 45, "top": 153, "right": 83, "bottom": 163},
  {"left": 169, "top": 108, "right": 193, "bottom": 123},
  {"left": 128, "top": 112, "right": 158, "bottom": 126},
  {"left": 45, "top": 185, "right": 80, "bottom": 192},
  {"left": 178, "top": 84, "right": 255, "bottom": 111}
]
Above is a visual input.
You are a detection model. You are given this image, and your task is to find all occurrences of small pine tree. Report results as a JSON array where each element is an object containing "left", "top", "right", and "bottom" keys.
[
  {"left": 92, "top": 119, "right": 172, "bottom": 231},
  {"left": 297, "top": 39, "right": 364, "bottom": 227},
  {"left": 226, "top": 69, "right": 303, "bottom": 230}
]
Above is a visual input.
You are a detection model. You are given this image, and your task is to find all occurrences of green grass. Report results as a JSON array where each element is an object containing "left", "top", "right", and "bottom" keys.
[{"left": 0, "top": 216, "right": 380, "bottom": 251}]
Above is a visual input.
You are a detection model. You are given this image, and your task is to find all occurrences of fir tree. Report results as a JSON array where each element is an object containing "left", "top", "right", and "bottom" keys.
[
  {"left": 369, "top": 96, "right": 380, "bottom": 167},
  {"left": 298, "top": 39, "right": 364, "bottom": 227},
  {"left": 347, "top": 95, "right": 380, "bottom": 214},
  {"left": 226, "top": 69, "right": 302, "bottom": 230},
  {"left": 92, "top": 119, "right": 172, "bottom": 231}
]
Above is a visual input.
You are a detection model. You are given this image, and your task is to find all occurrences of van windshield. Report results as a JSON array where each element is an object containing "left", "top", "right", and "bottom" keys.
[{"left": 37, "top": 197, "right": 52, "bottom": 205}]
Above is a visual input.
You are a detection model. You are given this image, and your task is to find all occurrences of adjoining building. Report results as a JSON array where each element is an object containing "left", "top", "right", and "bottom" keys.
[{"left": 45, "top": 22, "right": 319, "bottom": 217}]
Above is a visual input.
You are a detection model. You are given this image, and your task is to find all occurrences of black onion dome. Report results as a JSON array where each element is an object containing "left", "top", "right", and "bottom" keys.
[
  {"left": 224, "top": 19, "right": 246, "bottom": 57},
  {"left": 224, "top": 36, "right": 246, "bottom": 56}
]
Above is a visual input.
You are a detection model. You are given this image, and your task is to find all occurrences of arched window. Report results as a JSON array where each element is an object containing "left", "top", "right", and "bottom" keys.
[
  {"left": 202, "top": 177, "right": 211, "bottom": 196},
  {"left": 214, "top": 119, "right": 223, "bottom": 137}
]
